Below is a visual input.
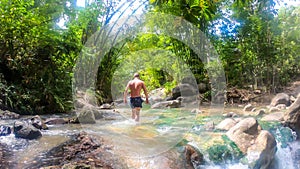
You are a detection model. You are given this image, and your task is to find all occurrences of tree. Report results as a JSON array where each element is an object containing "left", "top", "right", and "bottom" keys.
[{"left": 0, "top": 0, "right": 106, "bottom": 114}]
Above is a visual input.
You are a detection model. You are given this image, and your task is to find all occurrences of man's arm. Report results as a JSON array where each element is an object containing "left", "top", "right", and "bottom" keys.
[
  {"left": 124, "top": 82, "right": 129, "bottom": 103},
  {"left": 142, "top": 82, "right": 149, "bottom": 104}
]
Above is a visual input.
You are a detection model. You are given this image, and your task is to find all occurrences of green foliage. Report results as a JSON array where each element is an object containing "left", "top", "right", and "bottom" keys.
[
  {"left": 150, "top": 0, "right": 220, "bottom": 32},
  {"left": 1, "top": 0, "right": 300, "bottom": 114},
  {"left": 210, "top": 0, "right": 300, "bottom": 92},
  {"left": 110, "top": 37, "right": 191, "bottom": 99},
  {"left": 0, "top": 0, "right": 104, "bottom": 114},
  {"left": 164, "top": 81, "right": 177, "bottom": 94}
]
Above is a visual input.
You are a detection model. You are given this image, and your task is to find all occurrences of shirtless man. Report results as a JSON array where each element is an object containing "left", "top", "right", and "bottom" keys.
[{"left": 124, "top": 73, "right": 149, "bottom": 122}]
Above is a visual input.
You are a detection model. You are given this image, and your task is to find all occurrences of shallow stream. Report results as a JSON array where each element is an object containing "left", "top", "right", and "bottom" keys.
[{"left": 0, "top": 105, "right": 299, "bottom": 168}]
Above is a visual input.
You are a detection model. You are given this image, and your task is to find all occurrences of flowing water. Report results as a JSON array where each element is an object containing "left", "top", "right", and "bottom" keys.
[{"left": 0, "top": 106, "right": 299, "bottom": 168}]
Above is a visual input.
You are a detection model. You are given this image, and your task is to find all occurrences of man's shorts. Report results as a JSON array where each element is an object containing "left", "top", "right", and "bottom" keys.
[{"left": 130, "top": 97, "right": 143, "bottom": 108}]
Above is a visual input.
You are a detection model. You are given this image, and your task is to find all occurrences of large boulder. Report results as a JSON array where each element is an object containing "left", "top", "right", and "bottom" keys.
[
  {"left": 226, "top": 118, "right": 260, "bottom": 153},
  {"left": 94, "top": 109, "right": 117, "bottom": 120},
  {"left": 216, "top": 118, "right": 238, "bottom": 131},
  {"left": 246, "top": 130, "right": 277, "bottom": 169},
  {"left": 13, "top": 121, "right": 42, "bottom": 140},
  {"left": 283, "top": 94, "right": 300, "bottom": 135},
  {"left": 26, "top": 132, "right": 127, "bottom": 169},
  {"left": 261, "top": 112, "right": 284, "bottom": 122},
  {"left": 148, "top": 88, "right": 167, "bottom": 104},
  {"left": 74, "top": 90, "right": 98, "bottom": 108},
  {"left": 226, "top": 117, "right": 277, "bottom": 169},
  {"left": 76, "top": 109, "right": 96, "bottom": 124},
  {"left": 171, "top": 83, "right": 198, "bottom": 100},
  {"left": 270, "top": 93, "right": 290, "bottom": 107},
  {"left": 184, "top": 144, "right": 204, "bottom": 168},
  {"left": 151, "top": 99, "right": 181, "bottom": 109}
]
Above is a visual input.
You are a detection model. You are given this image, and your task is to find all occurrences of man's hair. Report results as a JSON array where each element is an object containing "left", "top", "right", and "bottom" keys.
[{"left": 134, "top": 73, "right": 140, "bottom": 78}]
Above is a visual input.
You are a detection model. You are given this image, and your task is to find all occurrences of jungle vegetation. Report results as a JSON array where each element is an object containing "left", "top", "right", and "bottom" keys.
[{"left": 0, "top": 0, "right": 299, "bottom": 114}]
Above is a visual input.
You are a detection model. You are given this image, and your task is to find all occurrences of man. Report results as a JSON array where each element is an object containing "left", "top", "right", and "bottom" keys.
[{"left": 124, "top": 73, "right": 149, "bottom": 122}]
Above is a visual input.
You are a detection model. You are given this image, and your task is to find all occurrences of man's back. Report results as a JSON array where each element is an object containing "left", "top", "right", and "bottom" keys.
[{"left": 128, "top": 79, "right": 144, "bottom": 97}]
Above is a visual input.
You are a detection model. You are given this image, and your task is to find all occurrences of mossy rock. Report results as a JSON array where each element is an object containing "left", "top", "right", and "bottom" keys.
[{"left": 207, "top": 135, "right": 243, "bottom": 164}]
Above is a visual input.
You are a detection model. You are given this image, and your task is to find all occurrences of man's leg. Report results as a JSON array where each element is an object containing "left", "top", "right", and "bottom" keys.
[
  {"left": 131, "top": 109, "right": 136, "bottom": 120},
  {"left": 134, "top": 107, "right": 141, "bottom": 122}
]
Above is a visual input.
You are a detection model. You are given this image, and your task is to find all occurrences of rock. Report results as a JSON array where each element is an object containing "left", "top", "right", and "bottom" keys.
[
  {"left": 26, "top": 132, "right": 126, "bottom": 169},
  {"left": 254, "top": 89, "right": 262, "bottom": 94},
  {"left": 151, "top": 100, "right": 181, "bottom": 109},
  {"left": 191, "top": 109, "right": 202, "bottom": 114},
  {"left": 61, "top": 163, "right": 91, "bottom": 169},
  {"left": 276, "top": 104, "right": 287, "bottom": 110},
  {"left": 269, "top": 106, "right": 280, "bottom": 112},
  {"left": 255, "top": 109, "right": 266, "bottom": 116},
  {"left": 261, "top": 112, "right": 284, "bottom": 122},
  {"left": 13, "top": 121, "right": 42, "bottom": 140},
  {"left": 76, "top": 109, "right": 96, "bottom": 124},
  {"left": 112, "top": 99, "right": 123, "bottom": 106},
  {"left": 184, "top": 144, "right": 204, "bottom": 168},
  {"left": 0, "top": 125, "right": 11, "bottom": 136},
  {"left": 290, "top": 95, "right": 296, "bottom": 103},
  {"left": 243, "top": 104, "right": 254, "bottom": 112},
  {"left": 270, "top": 93, "right": 290, "bottom": 107},
  {"left": 94, "top": 109, "right": 118, "bottom": 120},
  {"left": 283, "top": 94, "right": 300, "bottom": 135},
  {"left": 93, "top": 109, "right": 105, "bottom": 119},
  {"left": 223, "top": 112, "right": 238, "bottom": 118},
  {"left": 74, "top": 90, "right": 98, "bottom": 108},
  {"left": 45, "top": 118, "right": 68, "bottom": 125},
  {"left": 171, "top": 83, "right": 198, "bottom": 100},
  {"left": 226, "top": 117, "right": 277, "bottom": 169},
  {"left": 226, "top": 117, "right": 260, "bottom": 153},
  {"left": 149, "top": 88, "right": 167, "bottom": 104},
  {"left": 74, "top": 99, "right": 85, "bottom": 109},
  {"left": 246, "top": 130, "right": 277, "bottom": 169},
  {"left": 29, "top": 115, "right": 48, "bottom": 130},
  {"left": 216, "top": 118, "right": 238, "bottom": 131},
  {"left": 99, "top": 103, "right": 113, "bottom": 109},
  {"left": 149, "top": 95, "right": 164, "bottom": 104},
  {"left": 0, "top": 110, "right": 20, "bottom": 119},
  {"left": 204, "top": 121, "right": 215, "bottom": 131}
]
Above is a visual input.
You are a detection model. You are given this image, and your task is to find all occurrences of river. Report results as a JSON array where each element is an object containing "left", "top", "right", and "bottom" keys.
[{"left": 0, "top": 105, "right": 299, "bottom": 168}]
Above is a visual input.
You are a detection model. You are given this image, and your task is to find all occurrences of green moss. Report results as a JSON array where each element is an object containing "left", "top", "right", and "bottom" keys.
[
  {"left": 207, "top": 144, "right": 232, "bottom": 164},
  {"left": 222, "top": 135, "right": 243, "bottom": 159},
  {"left": 207, "top": 135, "right": 243, "bottom": 164},
  {"left": 258, "top": 121, "right": 280, "bottom": 131}
]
